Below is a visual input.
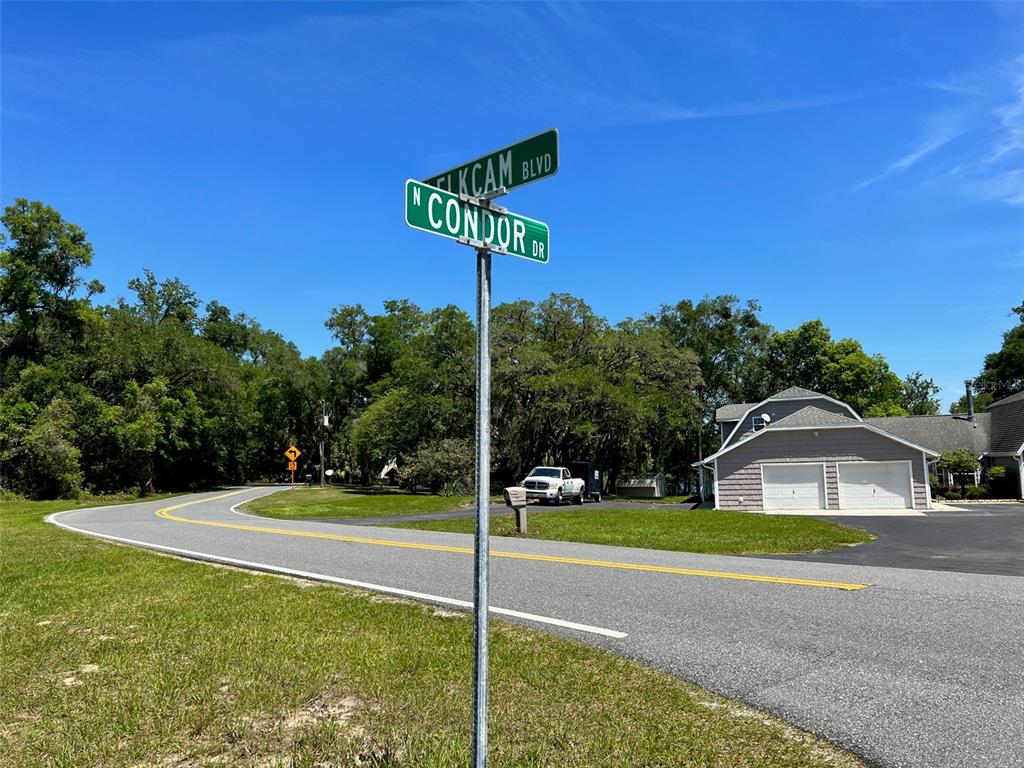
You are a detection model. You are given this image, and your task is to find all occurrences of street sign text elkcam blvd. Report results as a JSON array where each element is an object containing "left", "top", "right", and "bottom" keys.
[{"left": 423, "top": 128, "right": 558, "bottom": 197}]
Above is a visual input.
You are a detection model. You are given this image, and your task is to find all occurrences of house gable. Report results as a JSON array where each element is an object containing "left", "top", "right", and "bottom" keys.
[{"left": 724, "top": 395, "right": 857, "bottom": 447}]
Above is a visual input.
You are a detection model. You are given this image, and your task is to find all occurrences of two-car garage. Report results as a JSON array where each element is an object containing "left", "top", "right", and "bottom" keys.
[
  {"left": 702, "top": 394, "right": 939, "bottom": 512},
  {"left": 761, "top": 461, "right": 914, "bottom": 511}
]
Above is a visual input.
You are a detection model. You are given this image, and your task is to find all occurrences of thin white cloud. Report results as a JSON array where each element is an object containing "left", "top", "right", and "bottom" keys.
[
  {"left": 854, "top": 56, "right": 1024, "bottom": 207},
  {"left": 967, "top": 169, "right": 1024, "bottom": 207},
  {"left": 986, "top": 58, "right": 1024, "bottom": 162},
  {"left": 853, "top": 109, "right": 971, "bottom": 191}
]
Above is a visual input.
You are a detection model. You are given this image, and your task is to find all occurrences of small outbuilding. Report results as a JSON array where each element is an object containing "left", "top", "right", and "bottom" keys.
[{"left": 616, "top": 473, "right": 668, "bottom": 499}]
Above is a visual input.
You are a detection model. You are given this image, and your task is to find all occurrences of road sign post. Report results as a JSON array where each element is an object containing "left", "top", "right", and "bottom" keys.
[
  {"left": 407, "top": 131, "right": 557, "bottom": 768},
  {"left": 471, "top": 245, "right": 491, "bottom": 768},
  {"left": 284, "top": 445, "right": 301, "bottom": 489}
]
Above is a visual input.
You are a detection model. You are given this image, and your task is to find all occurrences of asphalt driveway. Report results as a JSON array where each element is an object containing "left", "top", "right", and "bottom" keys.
[{"left": 763, "top": 503, "right": 1024, "bottom": 577}]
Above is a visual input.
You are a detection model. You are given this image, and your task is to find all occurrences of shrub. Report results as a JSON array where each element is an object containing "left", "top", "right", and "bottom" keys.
[
  {"left": 397, "top": 439, "right": 474, "bottom": 494},
  {"left": 985, "top": 465, "right": 1018, "bottom": 499},
  {"left": 943, "top": 490, "right": 962, "bottom": 500},
  {"left": 963, "top": 485, "right": 987, "bottom": 500},
  {"left": 22, "top": 400, "right": 83, "bottom": 499}
]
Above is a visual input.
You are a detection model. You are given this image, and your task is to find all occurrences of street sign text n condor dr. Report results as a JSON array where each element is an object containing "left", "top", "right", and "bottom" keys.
[{"left": 404, "top": 180, "right": 549, "bottom": 263}]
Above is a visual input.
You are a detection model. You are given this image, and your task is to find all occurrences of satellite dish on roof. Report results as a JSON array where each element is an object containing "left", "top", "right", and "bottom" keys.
[{"left": 761, "top": 413, "right": 771, "bottom": 423}]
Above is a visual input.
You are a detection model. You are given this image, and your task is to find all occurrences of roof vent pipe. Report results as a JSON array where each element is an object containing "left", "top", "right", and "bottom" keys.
[{"left": 965, "top": 380, "right": 975, "bottom": 422}]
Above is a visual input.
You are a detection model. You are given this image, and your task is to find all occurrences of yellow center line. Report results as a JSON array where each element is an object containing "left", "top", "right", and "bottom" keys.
[{"left": 154, "top": 491, "right": 871, "bottom": 591}]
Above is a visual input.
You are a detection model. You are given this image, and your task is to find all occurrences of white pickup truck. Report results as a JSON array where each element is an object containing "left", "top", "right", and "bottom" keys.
[{"left": 521, "top": 466, "right": 586, "bottom": 505}]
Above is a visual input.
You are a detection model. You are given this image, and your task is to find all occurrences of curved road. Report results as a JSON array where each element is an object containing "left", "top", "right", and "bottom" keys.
[{"left": 49, "top": 487, "right": 1024, "bottom": 768}]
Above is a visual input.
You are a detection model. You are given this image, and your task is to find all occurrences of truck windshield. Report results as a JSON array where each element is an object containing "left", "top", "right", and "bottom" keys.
[{"left": 528, "top": 468, "right": 561, "bottom": 478}]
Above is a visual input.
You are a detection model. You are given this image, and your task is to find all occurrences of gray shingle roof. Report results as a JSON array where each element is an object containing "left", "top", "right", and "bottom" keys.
[
  {"left": 713, "top": 386, "right": 1022, "bottom": 457},
  {"left": 771, "top": 406, "right": 857, "bottom": 428},
  {"left": 987, "top": 395, "right": 1024, "bottom": 454},
  {"left": 768, "top": 386, "right": 829, "bottom": 400},
  {"left": 715, "top": 387, "right": 833, "bottom": 422},
  {"left": 864, "top": 414, "right": 991, "bottom": 455},
  {"left": 715, "top": 403, "right": 755, "bottom": 421},
  {"left": 989, "top": 390, "right": 1024, "bottom": 408}
]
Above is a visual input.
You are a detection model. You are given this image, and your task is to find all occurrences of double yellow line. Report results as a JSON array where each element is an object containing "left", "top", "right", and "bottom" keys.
[{"left": 155, "top": 490, "right": 870, "bottom": 591}]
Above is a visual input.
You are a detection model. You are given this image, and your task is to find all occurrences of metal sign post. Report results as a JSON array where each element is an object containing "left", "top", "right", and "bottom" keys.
[
  {"left": 407, "top": 130, "right": 557, "bottom": 768},
  {"left": 471, "top": 244, "right": 491, "bottom": 768},
  {"left": 284, "top": 445, "right": 301, "bottom": 490}
]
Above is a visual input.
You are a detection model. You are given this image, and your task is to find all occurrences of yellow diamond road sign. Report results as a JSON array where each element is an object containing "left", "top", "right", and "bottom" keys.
[{"left": 284, "top": 445, "right": 301, "bottom": 461}]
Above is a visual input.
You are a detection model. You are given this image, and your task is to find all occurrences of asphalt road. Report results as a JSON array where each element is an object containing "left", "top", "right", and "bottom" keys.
[
  {"left": 49, "top": 488, "right": 1024, "bottom": 768},
  {"left": 762, "top": 504, "right": 1024, "bottom": 577}
]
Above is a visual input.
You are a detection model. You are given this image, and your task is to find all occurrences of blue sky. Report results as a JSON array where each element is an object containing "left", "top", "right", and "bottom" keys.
[{"left": 3, "top": 2, "right": 1022, "bottom": 408}]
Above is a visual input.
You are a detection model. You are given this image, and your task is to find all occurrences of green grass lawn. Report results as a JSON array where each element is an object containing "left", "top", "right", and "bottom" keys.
[
  {"left": 604, "top": 494, "right": 696, "bottom": 504},
  {"left": 390, "top": 507, "right": 874, "bottom": 555},
  {"left": 0, "top": 497, "right": 863, "bottom": 768},
  {"left": 242, "top": 486, "right": 472, "bottom": 520}
]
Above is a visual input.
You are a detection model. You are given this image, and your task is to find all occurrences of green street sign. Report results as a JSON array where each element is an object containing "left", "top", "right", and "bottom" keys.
[
  {"left": 405, "top": 179, "right": 549, "bottom": 263},
  {"left": 424, "top": 129, "right": 558, "bottom": 197}
]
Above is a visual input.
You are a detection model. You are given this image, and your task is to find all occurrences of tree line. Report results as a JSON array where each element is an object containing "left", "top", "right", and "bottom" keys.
[{"left": 2, "top": 199, "right": 950, "bottom": 499}]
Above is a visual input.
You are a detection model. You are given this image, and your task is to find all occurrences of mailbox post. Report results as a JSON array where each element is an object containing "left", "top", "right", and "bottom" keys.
[{"left": 503, "top": 486, "right": 528, "bottom": 534}]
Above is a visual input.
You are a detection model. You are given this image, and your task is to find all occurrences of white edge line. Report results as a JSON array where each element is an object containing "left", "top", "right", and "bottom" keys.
[
  {"left": 45, "top": 511, "right": 628, "bottom": 640},
  {"left": 229, "top": 497, "right": 274, "bottom": 520}
]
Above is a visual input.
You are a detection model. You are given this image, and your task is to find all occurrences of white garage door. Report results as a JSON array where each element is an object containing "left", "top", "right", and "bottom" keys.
[
  {"left": 838, "top": 462, "right": 913, "bottom": 509},
  {"left": 762, "top": 464, "right": 826, "bottom": 510}
]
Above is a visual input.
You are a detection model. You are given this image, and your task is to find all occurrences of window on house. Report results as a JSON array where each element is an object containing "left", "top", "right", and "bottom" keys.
[{"left": 752, "top": 415, "right": 767, "bottom": 431}]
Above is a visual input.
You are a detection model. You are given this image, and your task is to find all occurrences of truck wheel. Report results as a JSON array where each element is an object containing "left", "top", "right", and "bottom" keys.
[
  {"left": 555, "top": 489, "right": 563, "bottom": 506},
  {"left": 574, "top": 488, "right": 584, "bottom": 505}
]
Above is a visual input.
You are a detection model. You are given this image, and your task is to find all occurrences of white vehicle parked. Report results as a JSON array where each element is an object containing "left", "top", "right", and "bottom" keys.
[{"left": 521, "top": 466, "right": 585, "bottom": 505}]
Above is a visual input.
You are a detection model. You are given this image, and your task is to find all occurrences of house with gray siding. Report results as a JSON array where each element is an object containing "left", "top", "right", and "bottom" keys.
[{"left": 696, "top": 386, "right": 1024, "bottom": 512}]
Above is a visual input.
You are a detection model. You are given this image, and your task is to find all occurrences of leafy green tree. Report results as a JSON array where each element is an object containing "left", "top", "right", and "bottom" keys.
[
  {"left": 126, "top": 270, "right": 200, "bottom": 330},
  {"left": 938, "top": 449, "right": 980, "bottom": 494},
  {"left": 0, "top": 198, "right": 102, "bottom": 368},
  {"left": 902, "top": 372, "right": 941, "bottom": 415},
  {"left": 22, "top": 399, "right": 83, "bottom": 499},
  {"left": 975, "top": 300, "right": 1023, "bottom": 401},
  {"left": 951, "top": 301, "right": 1023, "bottom": 413},
  {"left": 764, "top": 320, "right": 908, "bottom": 416},
  {"left": 950, "top": 390, "right": 993, "bottom": 415},
  {"left": 653, "top": 296, "right": 768, "bottom": 463},
  {"left": 397, "top": 438, "right": 474, "bottom": 494}
]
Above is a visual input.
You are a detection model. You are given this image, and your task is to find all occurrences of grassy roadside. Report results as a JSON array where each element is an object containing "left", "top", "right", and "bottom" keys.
[
  {"left": 242, "top": 486, "right": 472, "bottom": 520},
  {"left": 1, "top": 497, "right": 863, "bottom": 768},
  {"left": 390, "top": 507, "right": 874, "bottom": 555},
  {"left": 604, "top": 494, "right": 696, "bottom": 505}
]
